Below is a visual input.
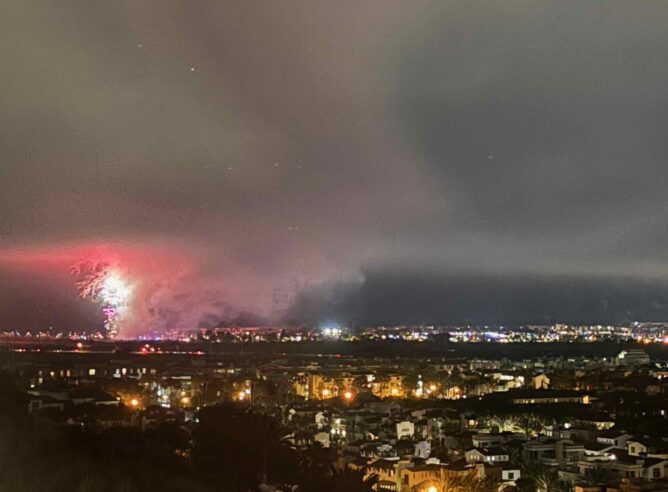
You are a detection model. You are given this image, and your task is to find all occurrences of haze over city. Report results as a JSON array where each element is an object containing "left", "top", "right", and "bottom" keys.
[{"left": 4, "top": 2, "right": 668, "bottom": 336}]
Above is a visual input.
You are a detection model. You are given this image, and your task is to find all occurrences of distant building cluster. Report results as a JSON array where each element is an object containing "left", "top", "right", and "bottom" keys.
[
  {"left": 4, "top": 321, "right": 668, "bottom": 345},
  {"left": 5, "top": 338, "right": 668, "bottom": 491}
]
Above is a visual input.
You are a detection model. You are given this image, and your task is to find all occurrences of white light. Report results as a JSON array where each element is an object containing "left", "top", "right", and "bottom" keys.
[{"left": 101, "top": 273, "right": 131, "bottom": 306}]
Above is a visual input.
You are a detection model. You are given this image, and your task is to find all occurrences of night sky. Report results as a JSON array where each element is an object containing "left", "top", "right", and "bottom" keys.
[{"left": 2, "top": 1, "right": 668, "bottom": 334}]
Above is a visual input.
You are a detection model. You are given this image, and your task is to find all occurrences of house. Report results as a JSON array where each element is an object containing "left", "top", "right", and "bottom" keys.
[
  {"left": 501, "top": 463, "right": 521, "bottom": 485},
  {"left": 314, "top": 431, "right": 330, "bottom": 448},
  {"left": 414, "top": 441, "right": 431, "bottom": 459},
  {"left": 554, "top": 440, "right": 586, "bottom": 464},
  {"left": 615, "top": 350, "right": 650, "bottom": 367},
  {"left": 523, "top": 438, "right": 584, "bottom": 465},
  {"left": 607, "top": 477, "right": 668, "bottom": 492},
  {"left": 607, "top": 456, "right": 668, "bottom": 480},
  {"left": 628, "top": 438, "right": 668, "bottom": 459},
  {"left": 585, "top": 441, "right": 616, "bottom": 460},
  {"left": 628, "top": 440, "right": 649, "bottom": 457},
  {"left": 643, "top": 458, "right": 668, "bottom": 480},
  {"left": 96, "top": 406, "right": 132, "bottom": 428},
  {"left": 396, "top": 421, "right": 415, "bottom": 440},
  {"left": 28, "top": 394, "right": 66, "bottom": 413},
  {"left": 532, "top": 374, "right": 550, "bottom": 390},
  {"left": 511, "top": 389, "right": 592, "bottom": 405},
  {"left": 465, "top": 447, "right": 509, "bottom": 464},
  {"left": 366, "top": 459, "right": 400, "bottom": 490},
  {"left": 360, "top": 442, "right": 397, "bottom": 459},
  {"left": 472, "top": 432, "right": 506, "bottom": 448},
  {"left": 524, "top": 439, "right": 558, "bottom": 462},
  {"left": 70, "top": 389, "right": 120, "bottom": 406},
  {"left": 598, "top": 432, "right": 633, "bottom": 450}
]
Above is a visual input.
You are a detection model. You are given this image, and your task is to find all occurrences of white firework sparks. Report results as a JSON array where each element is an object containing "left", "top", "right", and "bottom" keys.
[
  {"left": 100, "top": 273, "right": 132, "bottom": 307},
  {"left": 71, "top": 262, "right": 132, "bottom": 338},
  {"left": 99, "top": 272, "right": 132, "bottom": 338}
]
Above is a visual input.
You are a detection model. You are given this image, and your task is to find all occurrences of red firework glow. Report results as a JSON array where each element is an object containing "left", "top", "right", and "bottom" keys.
[{"left": 0, "top": 241, "right": 258, "bottom": 338}]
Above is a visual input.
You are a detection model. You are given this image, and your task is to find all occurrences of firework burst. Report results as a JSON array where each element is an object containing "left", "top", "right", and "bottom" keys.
[{"left": 71, "top": 261, "right": 132, "bottom": 338}]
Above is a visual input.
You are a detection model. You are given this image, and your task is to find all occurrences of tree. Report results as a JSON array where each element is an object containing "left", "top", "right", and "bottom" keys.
[
  {"left": 534, "top": 466, "right": 569, "bottom": 492},
  {"left": 583, "top": 467, "right": 611, "bottom": 486},
  {"left": 418, "top": 469, "right": 476, "bottom": 492},
  {"left": 314, "top": 468, "right": 378, "bottom": 492},
  {"left": 193, "top": 403, "right": 299, "bottom": 491},
  {"left": 297, "top": 443, "right": 332, "bottom": 490},
  {"left": 467, "top": 475, "right": 501, "bottom": 492},
  {"left": 518, "top": 414, "right": 549, "bottom": 437},
  {"left": 485, "top": 414, "right": 522, "bottom": 433}
]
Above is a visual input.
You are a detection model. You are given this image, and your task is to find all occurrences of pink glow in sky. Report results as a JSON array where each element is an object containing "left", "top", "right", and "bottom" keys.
[{"left": 0, "top": 241, "right": 276, "bottom": 337}]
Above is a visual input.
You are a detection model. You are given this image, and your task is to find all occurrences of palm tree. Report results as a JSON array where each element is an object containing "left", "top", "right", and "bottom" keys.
[
  {"left": 467, "top": 475, "right": 501, "bottom": 492},
  {"left": 508, "top": 446, "right": 525, "bottom": 467},
  {"left": 256, "top": 415, "right": 298, "bottom": 485},
  {"left": 320, "top": 468, "right": 379, "bottom": 492},
  {"left": 297, "top": 442, "right": 332, "bottom": 485},
  {"left": 417, "top": 469, "right": 475, "bottom": 492},
  {"left": 534, "top": 466, "right": 569, "bottom": 492}
]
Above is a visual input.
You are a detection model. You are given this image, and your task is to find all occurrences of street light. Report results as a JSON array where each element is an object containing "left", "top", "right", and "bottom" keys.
[
  {"left": 322, "top": 388, "right": 330, "bottom": 398},
  {"left": 427, "top": 486, "right": 438, "bottom": 492},
  {"left": 343, "top": 390, "right": 354, "bottom": 401}
]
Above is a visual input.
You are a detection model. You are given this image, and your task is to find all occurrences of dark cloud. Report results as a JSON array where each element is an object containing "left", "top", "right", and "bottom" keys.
[
  {"left": 397, "top": 1, "right": 668, "bottom": 273},
  {"left": 292, "top": 270, "right": 668, "bottom": 327},
  {"left": 2, "top": 1, "right": 668, "bottom": 331}
]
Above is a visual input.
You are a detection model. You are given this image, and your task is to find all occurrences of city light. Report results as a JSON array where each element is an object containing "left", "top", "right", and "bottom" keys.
[{"left": 4, "top": 6, "right": 666, "bottom": 492}]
